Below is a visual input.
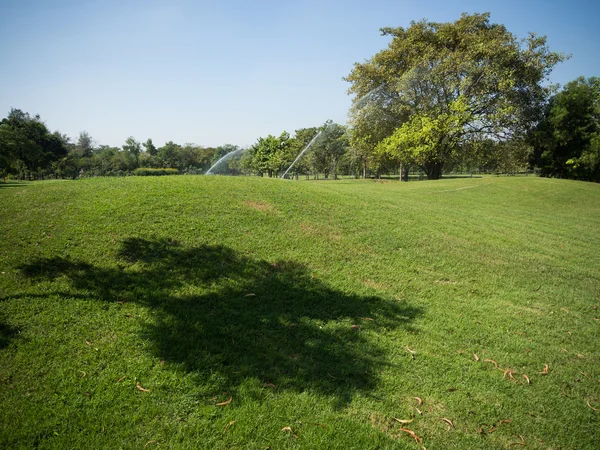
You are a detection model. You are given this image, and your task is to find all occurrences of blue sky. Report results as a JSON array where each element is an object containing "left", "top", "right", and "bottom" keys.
[{"left": 1, "top": 0, "right": 599, "bottom": 148}]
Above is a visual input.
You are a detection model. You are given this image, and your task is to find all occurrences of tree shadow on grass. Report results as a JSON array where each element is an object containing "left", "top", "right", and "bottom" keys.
[{"left": 18, "top": 237, "right": 423, "bottom": 405}]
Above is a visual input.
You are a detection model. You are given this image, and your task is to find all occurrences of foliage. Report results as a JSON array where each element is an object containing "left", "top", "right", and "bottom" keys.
[
  {"left": 0, "top": 109, "right": 69, "bottom": 179},
  {"left": 531, "top": 76, "right": 600, "bottom": 181},
  {"left": 133, "top": 168, "right": 179, "bottom": 176},
  {"left": 346, "top": 13, "right": 565, "bottom": 179}
]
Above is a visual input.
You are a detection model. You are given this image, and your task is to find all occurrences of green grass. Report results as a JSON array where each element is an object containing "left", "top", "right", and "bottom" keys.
[{"left": 1, "top": 175, "right": 599, "bottom": 449}]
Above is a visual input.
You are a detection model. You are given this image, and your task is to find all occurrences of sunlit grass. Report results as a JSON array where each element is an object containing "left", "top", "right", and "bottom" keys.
[{"left": 1, "top": 175, "right": 599, "bottom": 449}]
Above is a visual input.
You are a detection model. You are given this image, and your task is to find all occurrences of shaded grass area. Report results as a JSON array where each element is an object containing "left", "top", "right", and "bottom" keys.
[{"left": 0, "top": 175, "right": 599, "bottom": 449}]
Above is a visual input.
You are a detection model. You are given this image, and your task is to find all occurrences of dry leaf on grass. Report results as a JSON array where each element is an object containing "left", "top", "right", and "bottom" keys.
[
  {"left": 560, "top": 307, "right": 569, "bottom": 313},
  {"left": 80, "top": 371, "right": 86, "bottom": 378},
  {"left": 144, "top": 440, "right": 158, "bottom": 448},
  {"left": 416, "top": 408, "right": 422, "bottom": 415},
  {"left": 85, "top": 340, "right": 92, "bottom": 346},
  {"left": 223, "top": 420, "right": 236, "bottom": 432},
  {"left": 510, "top": 435, "right": 526, "bottom": 446},
  {"left": 539, "top": 364, "right": 549, "bottom": 375},
  {"left": 440, "top": 418, "right": 454, "bottom": 429},
  {"left": 499, "top": 419, "right": 512, "bottom": 426},
  {"left": 360, "top": 317, "right": 374, "bottom": 321},
  {"left": 586, "top": 399, "right": 598, "bottom": 411},
  {"left": 281, "top": 426, "right": 298, "bottom": 438},
  {"left": 522, "top": 374, "right": 530, "bottom": 384},
  {"left": 116, "top": 376, "right": 126, "bottom": 383},
  {"left": 244, "top": 293, "right": 255, "bottom": 297},
  {"left": 413, "top": 397, "right": 423, "bottom": 406},
  {"left": 405, "top": 346, "right": 416, "bottom": 354},
  {"left": 216, "top": 396, "right": 232, "bottom": 406},
  {"left": 398, "top": 428, "right": 422, "bottom": 443},
  {"left": 484, "top": 359, "right": 499, "bottom": 368},
  {"left": 264, "top": 383, "right": 276, "bottom": 389},
  {"left": 473, "top": 353, "right": 480, "bottom": 362},
  {"left": 394, "top": 418, "right": 413, "bottom": 424},
  {"left": 136, "top": 382, "right": 150, "bottom": 392}
]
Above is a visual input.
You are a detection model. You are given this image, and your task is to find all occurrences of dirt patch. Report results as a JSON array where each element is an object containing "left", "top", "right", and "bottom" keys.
[{"left": 243, "top": 200, "right": 275, "bottom": 212}]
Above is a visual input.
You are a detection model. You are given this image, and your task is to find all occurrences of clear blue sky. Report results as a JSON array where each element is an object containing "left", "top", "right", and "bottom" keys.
[{"left": 1, "top": 0, "right": 598, "bottom": 148}]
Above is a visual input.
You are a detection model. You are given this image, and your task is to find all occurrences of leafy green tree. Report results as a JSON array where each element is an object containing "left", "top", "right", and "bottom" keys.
[
  {"left": 247, "top": 132, "right": 291, "bottom": 177},
  {"left": 0, "top": 109, "right": 68, "bottom": 179},
  {"left": 122, "top": 137, "right": 142, "bottom": 168},
  {"left": 345, "top": 13, "right": 564, "bottom": 179},
  {"left": 75, "top": 131, "right": 95, "bottom": 157},
  {"left": 309, "top": 122, "right": 348, "bottom": 179},
  {"left": 531, "top": 77, "right": 600, "bottom": 181},
  {"left": 143, "top": 138, "right": 158, "bottom": 156}
]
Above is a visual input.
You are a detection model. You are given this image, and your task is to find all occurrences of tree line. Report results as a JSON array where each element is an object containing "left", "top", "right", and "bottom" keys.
[{"left": 1, "top": 13, "right": 598, "bottom": 182}]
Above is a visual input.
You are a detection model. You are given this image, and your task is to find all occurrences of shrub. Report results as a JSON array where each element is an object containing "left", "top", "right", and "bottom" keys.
[{"left": 133, "top": 168, "right": 179, "bottom": 176}]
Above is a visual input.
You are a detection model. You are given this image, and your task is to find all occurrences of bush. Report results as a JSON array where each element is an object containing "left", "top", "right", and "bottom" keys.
[{"left": 133, "top": 168, "right": 179, "bottom": 176}]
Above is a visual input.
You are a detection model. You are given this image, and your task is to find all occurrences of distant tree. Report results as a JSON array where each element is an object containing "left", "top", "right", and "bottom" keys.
[
  {"left": 345, "top": 13, "right": 565, "bottom": 179},
  {"left": 309, "top": 122, "right": 348, "bottom": 179},
  {"left": 143, "top": 138, "right": 158, "bottom": 156},
  {"left": 0, "top": 108, "right": 68, "bottom": 179},
  {"left": 157, "top": 141, "right": 182, "bottom": 169},
  {"left": 531, "top": 77, "right": 600, "bottom": 181},
  {"left": 247, "top": 132, "right": 291, "bottom": 177},
  {"left": 286, "top": 127, "right": 319, "bottom": 178},
  {"left": 122, "top": 137, "right": 142, "bottom": 168},
  {"left": 75, "top": 131, "right": 95, "bottom": 157}
]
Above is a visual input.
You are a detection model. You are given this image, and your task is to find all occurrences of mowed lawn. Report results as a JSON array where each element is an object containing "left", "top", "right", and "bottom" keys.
[{"left": 0, "top": 175, "right": 599, "bottom": 449}]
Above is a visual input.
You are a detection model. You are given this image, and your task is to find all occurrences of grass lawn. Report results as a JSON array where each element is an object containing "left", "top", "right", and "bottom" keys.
[{"left": 0, "top": 175, "right": 599, "bottom": 449}]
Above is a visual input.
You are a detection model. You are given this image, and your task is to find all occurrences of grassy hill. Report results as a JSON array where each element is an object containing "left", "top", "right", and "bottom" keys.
[{"left": 1, "top": 176, "right": 599, "bottom": 449}]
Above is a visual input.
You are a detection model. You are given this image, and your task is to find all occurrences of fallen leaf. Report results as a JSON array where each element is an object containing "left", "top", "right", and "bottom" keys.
[
  {"left": 244, "top": 293, "right": 255, "bottom": 297},
  {"left": 414, "top": 397, "right": 423, "bottom": 406},
  {"left": 484, "top": 359, "right": 499, "bottom": 368},
  {"left": 116, "top": 376, "right": 126, "bottom": 383},
  {"left": 351, "top": 325, "right": 360, "bottom": 330},
  {"left": 488, "top": 427, "right": 498, "bottom": 433},
  {"left": 586, "top": 399, "right": 598, "bottom": 411},
  {"left": 360, "top": 317, "right": 374, "bottom": 321},
  {"left": 85, "top": 340, "right": 92, "bottom": 346},
  {"left": 144, "top": 440, "right": 158, "bottom": 448},
  {"left": 416, "top": 408, "right": 422, "bottom": 415},
  {"left": 560, "top": 348, "right": 569, "bottom": 352},
  {"left": 522, "top": 374, "right": 530, "bottom": 384},
  {"left": 560, "top": 307, "right": 569, "bottom": 313},
  {"left": 223, "top": 420, "right": 236, "bottom": 432},
  {"left": 405, "top": 346, "right": 416, "bottom": 354},
  {"left": 440, "top": 418, "right": 454, "bottom": 428},
  {"left": 594, "top": 318, "right": 599, "bottom": 321},
  {"left": 539, "top": 364, "right": 549, "bottom": 375},
  {"left": 500, "top": 419, "right": 512, "bottom": 426},
  {"left": 281, "top": 426, "right": 298, "bottom": 438},
  {"left": 136, "top": 382, "right": 150, "bottom": 392},
  {"left": 80, "top": 371, "right": 86, "bottom": 378},
  {"left": 567, "top": 331, "right": 572, "bottom": 336},
  {"left": 503, "top": 368, "right": 516, "bottom": 379},
  {"left": 264, "top": 383, "right": 276, "bottom": 389},
  {"left": 473, "top": 353, "right": 480, "bottom": 362},
  {"left": 398, "top": 428, "right": 422, "bottom": 443},
  {"left": 394, "top": 418, "right": 413, "bottom": 424},
  {"left": 216, "top": 396, "right": 232, "bottom": 406}
]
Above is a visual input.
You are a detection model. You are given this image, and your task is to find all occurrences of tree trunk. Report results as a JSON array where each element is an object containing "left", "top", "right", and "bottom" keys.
[{"left": 423, "top": 162, "right": 443, "bottom": 180}]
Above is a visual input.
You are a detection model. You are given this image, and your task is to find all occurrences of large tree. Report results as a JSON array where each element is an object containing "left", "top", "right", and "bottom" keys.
[
  {"left": 531, "top": 77, "right": 600, "bottom": 181},
  {"left": 0, "top": 109, "right": 68, "bottom": 179},
  {"left": 345, "top": 13, "right": 564, "bottom": 179}
]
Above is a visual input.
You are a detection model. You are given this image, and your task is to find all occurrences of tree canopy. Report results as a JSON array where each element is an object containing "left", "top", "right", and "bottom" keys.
[
  {"left": 531, "top": 77, "right": 600, "bottom": 181},
  {"left": 345, "top": 12, "right": 565, "bottom": 179}
]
